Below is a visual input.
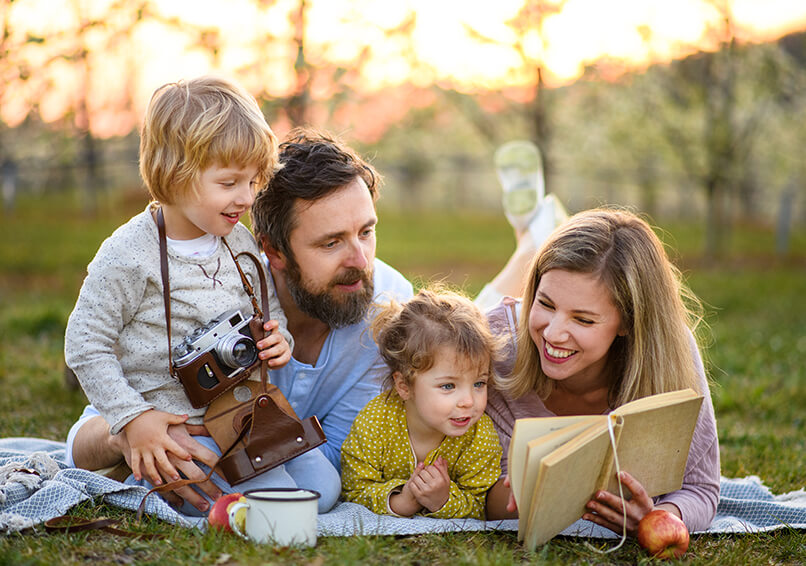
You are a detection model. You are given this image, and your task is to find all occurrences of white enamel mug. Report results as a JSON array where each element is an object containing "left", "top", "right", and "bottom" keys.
[{"left": 227, "top": 488, "right": 320, "bottom": 547}]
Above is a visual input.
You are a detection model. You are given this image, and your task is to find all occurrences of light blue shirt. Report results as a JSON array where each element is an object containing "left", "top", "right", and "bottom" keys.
[{"left": 269, "top": 258, "right": 413, "bottom": 470}]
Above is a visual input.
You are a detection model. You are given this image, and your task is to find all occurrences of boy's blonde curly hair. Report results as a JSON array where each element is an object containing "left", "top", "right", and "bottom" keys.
[{"left": 139, "top": 75, "right": 279, "bottom": 203}]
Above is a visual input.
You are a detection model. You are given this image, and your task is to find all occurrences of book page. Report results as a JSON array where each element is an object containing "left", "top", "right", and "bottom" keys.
[
  {"left": 515, "top": 418, "right": 599, "bottom": 541},
  {"left": 600, "top": 390, "right": 703, "bottom": 496},
  {"left": 508, "top": 415, "right": 596, "bottom": 517},
  {"left": 615, "top": 388, "right": 699, "bottom": 416},
  {"left": 524, "top": 423, "right": 613, "bottom": 550}
]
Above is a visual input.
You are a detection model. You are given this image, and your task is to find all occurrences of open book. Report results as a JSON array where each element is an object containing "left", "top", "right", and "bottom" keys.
[{"left": 509, "top": 388, "right": 703, "bottom": 550}]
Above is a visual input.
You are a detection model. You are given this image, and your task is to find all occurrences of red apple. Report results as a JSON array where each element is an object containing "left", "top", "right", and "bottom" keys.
[
  {"left": 207, "top": 492, "right": 243, "bottom": 532},
  {"left": 637, "top": 509, "right": 690, "bottom": 560}
]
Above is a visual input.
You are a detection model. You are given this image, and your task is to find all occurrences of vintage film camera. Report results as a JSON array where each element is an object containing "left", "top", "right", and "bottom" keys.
[{"left": 172, "top": 308, "right": 263, "bottom": 408}]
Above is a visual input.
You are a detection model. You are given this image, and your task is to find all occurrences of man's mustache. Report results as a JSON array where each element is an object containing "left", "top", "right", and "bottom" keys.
[{"left": 330, "top": 267, "right": 372, "bottom": 288}]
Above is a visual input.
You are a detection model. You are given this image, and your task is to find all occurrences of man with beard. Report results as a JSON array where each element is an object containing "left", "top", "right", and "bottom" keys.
[
  {"left": 250, "top": 129, "right": 413, "bottom": 470},
  {"left": 65, "top": 129, "right": 412, "bottom": 512}
]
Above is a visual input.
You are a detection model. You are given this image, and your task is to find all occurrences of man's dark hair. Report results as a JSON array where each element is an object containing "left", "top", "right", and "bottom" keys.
[{"left": 251, "top": 128, "right": 380, "bottom": 258}]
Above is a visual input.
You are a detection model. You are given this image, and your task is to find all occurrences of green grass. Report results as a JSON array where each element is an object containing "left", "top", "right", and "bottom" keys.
[{"left": 1, "top": 190, "right": 804, "bottom": 565}]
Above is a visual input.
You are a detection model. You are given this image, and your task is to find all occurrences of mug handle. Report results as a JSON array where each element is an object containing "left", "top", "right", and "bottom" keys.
[{"left": 228, "top": 501, "right": 249, "bottom": 539}]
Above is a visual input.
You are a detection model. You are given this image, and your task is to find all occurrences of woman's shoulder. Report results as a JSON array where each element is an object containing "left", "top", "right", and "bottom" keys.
[
  {"left": 487, "top": 385, "right": 553, "bottom": 425},
  {"left": 486, "top": 296, "right": 521, "bottom": 335}
]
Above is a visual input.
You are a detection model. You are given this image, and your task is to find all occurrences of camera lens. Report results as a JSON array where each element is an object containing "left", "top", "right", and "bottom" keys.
[{"left": 216, "top": 335, "right": 258, "bottom": 369}]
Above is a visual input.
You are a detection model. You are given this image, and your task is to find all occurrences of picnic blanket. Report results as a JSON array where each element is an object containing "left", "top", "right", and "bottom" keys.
[{"left": 2, "top": 438, "right": 805, "bottom": 537}]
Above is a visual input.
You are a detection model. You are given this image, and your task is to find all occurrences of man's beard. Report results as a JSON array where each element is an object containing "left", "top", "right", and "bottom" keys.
[{"left": 283, "top": 258, "right": 375, "bottom": 328}]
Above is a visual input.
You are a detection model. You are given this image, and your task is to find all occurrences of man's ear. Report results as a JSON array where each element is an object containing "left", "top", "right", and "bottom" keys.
[
  {"left": 260, "top": 235, "right": 287, "bottom": 269},
  {"left": 392, "top": 372, "right": 410, "bottom": 400}
]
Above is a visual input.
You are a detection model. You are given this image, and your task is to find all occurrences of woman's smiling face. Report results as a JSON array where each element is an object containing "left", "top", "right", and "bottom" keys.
[{"left": 528, "top": 269, "right": 624, "bottom": 389}]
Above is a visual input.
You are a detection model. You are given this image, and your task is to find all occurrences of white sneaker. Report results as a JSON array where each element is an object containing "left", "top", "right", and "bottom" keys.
[
  {"left": 528, "top": 194, "right": 569, "bottom": 250},
  {"left": 495, "top": 140, "right": 545, "bottom": 232}
]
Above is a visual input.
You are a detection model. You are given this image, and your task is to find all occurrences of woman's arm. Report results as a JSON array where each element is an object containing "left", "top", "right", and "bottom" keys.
[
  {"left": 584, "top": 348, "right": 720, "bottom": 534},
  {"left": 652, "top": 352, "right": 720, "bottom": 531}
]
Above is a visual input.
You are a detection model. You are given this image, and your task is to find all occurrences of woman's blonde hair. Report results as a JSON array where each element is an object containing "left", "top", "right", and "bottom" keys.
[
  {"left": 371, "top": 286, "right": 502, "bottom": 391},
  {"left": 139, "top": 75, "right": 279, "bottom": 203},
  {"left": 500, "top": 208, "right": 705, "bottom": 408}
]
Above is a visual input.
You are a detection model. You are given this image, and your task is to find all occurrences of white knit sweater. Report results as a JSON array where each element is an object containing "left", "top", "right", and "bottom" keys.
[{"left": 64, "top": 205, "right": 291, "bottom": 434}]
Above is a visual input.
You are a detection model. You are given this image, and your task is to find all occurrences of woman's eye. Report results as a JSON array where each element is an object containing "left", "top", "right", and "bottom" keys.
[
  {"left": 576, "top": 318, "right": 594, "bottom": 325},
  {"left": 538, "top": 299, "right": 554, "bottom": 309}
]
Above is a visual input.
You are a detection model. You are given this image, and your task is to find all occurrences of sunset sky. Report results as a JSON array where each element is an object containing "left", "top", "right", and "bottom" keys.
[{"left": 5, "top": 0, "right": 806, "bottom": 136}]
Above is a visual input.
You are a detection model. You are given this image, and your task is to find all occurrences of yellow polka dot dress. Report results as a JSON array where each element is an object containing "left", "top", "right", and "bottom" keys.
[{"left": 340, "top": 391, "right": 502, "bottom": 519}]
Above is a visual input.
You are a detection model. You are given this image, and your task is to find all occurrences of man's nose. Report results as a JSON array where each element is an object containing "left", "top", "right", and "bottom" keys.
[{"left": 343, "top": 239, "right": 369, "bottom": 271}]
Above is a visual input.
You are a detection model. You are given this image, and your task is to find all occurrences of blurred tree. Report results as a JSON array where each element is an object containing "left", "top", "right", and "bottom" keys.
[
  {"left": 451, "top": 0, "right": 568, "bottom": 193},
  {"left": 632, "top": 0, "right": 798, "bottom": 256},
  {"left": 287, "top": 0, "right": 310, "bottom": 126},
  {"left": 1, "top": 0, "right": 218, "bottom": 212},
  {"left": 241, "top": 0, "right": 389, "bottom": 131}
]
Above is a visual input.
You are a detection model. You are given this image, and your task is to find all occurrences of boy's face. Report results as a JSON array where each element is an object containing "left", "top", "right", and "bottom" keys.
[
  {"left": 394, "top": 346, "right": 490, "bottom": 440},
  {"left": 168, "top": 163, "right": 260, "bottom": 239},
  {"left": 270, "top": 177, "right": 378, "bottom": 327}
]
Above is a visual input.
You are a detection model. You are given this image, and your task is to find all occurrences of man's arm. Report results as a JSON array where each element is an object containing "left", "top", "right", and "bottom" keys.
[{"left": 69, "top": 412, "right": 223, "bottom": 511}]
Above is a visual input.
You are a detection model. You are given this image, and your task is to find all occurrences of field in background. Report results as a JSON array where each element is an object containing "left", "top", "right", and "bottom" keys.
[{"left": 1, "top": 191, "right": 804, "bottom": 565}]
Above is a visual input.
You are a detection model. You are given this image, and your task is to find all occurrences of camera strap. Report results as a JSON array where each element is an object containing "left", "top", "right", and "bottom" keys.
[
  {"left": 156, "top": 207, "right": 267, "bottom": 389},
  {"left": 220, "top": 238, "right": 264, "bottom": 320},
  {"left": 156, "top": 207, "right": 175, "bottom": 374},
  {"left": 219, "top": 239, "right": 271, "bottom": 390},
  {"left": 151, "top": 206, "right": 325, "bottom": 494}
]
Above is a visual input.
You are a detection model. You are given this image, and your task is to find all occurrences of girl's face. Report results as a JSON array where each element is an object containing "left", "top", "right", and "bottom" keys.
[
  {"left": 528, "top": 269, "right": 624, "bottom": 390},
  {"left": 166, "top": 163, "right": 260, "bottom": 239},
  {"left": 394, "top": 346, "right": 490, "bottom": 441}
]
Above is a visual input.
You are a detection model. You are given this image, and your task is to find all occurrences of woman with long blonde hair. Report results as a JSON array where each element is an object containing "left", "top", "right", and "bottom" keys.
[{"left": 484, "top": 208, "right": 719, "bottom": 536}]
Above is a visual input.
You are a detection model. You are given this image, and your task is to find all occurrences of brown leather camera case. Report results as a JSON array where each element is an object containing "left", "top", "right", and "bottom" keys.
[{"left": 203, "top": 380, "right": 326, "bottom": 485}]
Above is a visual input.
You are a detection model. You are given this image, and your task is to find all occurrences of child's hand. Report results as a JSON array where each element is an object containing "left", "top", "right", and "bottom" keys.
[
  {"left": 389, "top": 480, "right": 422, "bottom": 517},
  {"left": 122, "top": 409, "right": 192, "bottom": 484},
  {"left": 409, "top": 456, "right": 451, "bottom": 513},
  {"left": 259, "top": 320, "right": 291, "bottom": 368}
]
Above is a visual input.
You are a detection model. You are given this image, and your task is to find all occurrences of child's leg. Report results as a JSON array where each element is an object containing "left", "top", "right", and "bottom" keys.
[
  {"left": 65, "top": 404, "right": 102, "bottom": 467},
  {"left": 283, "top": 447, "right": 341, "bottom": 513}
]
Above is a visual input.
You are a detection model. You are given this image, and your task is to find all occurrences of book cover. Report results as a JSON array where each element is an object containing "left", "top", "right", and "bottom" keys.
[{"left": 509, "top": 388, "right": 703, "bottom": 550}]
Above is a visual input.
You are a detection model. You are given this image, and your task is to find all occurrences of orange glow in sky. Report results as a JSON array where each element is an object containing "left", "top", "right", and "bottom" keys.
[{"left": 4, "top": 0, "right": 806, "bottom": 136}]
